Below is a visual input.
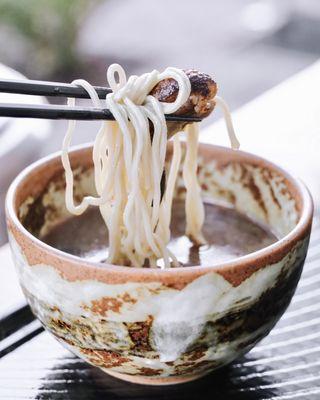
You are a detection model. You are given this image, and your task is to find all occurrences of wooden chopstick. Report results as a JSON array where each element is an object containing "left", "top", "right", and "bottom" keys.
[
  {"left": 0, "top": 78, "right": 111, "bottom": 99},
  {"left": 0, "top": 103, "right": 202, "bottom": 122}
]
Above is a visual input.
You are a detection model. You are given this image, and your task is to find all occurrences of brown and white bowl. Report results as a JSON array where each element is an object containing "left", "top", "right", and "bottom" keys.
[{"left": 5, "top": 143, "right": 313, "bottom": 385}]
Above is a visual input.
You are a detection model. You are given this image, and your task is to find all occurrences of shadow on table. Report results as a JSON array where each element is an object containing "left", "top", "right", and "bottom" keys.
[{"left": 36, "top": 356, "right": 276, "bottom": 400}]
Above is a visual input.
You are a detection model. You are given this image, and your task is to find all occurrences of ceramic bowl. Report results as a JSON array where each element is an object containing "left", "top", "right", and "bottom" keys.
[{"left": 6, "top": 143, "right": 313, "bottom": 385}]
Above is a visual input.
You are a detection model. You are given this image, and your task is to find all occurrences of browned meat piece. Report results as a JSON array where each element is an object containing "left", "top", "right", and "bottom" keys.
[
  {"left": 150, "top": 69, "right": 217, "bottom": 119},
  {"left": 150, "top": 69, "right": 217, "bottom": 138}
]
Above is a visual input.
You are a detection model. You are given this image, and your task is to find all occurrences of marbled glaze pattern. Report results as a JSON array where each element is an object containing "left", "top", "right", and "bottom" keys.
[{"left": 6, "top": 144, "right": 313, "bottom": 384}]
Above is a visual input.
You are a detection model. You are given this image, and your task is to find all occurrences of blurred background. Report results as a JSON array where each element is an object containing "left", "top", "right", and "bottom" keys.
[{"left": 0, "top": 0, "right": 320, "bottom": 243}]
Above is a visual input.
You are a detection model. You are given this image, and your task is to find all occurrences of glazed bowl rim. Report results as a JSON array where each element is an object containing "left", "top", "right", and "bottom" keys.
[{"left": 6, "top": 143, "right": 314, "bottom": 277}]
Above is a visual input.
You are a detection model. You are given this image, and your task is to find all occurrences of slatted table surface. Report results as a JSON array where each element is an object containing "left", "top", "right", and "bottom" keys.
[{"left": 0, "top": 62, "right": 320, "bottom": 399}]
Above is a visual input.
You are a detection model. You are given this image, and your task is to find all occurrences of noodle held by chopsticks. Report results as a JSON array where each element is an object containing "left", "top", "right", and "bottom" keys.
[{"left": 61, "top": 64, "right": 239, "bottom": 268}]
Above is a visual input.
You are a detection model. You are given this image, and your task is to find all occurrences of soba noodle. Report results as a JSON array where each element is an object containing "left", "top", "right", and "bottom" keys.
[{"left": 61, "top": 64, "right": 239, "bottom": 268}]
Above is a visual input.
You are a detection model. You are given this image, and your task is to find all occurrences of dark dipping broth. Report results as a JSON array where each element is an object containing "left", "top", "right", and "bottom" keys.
[{"left": 42, "top": 201, "right": 278, "bottom": 267}]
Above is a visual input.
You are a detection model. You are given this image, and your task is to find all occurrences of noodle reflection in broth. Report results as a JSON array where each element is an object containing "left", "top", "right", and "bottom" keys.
[{"left": 61, "top": 64, "right": 238, "bottom": 268}]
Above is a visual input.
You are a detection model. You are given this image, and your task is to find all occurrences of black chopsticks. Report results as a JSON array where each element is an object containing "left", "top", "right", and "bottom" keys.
[
  {"left": 0, "top": 78, "right": 111, "bottom": 99},
  {"left": 0, "top": 103, "right": 113, "bottom": 120},
  {"left": 0, "top": 103, "right": 201, "bottom": 122},
  {"left": 0, "top": 78, "right": 202, "bottom": 122}
]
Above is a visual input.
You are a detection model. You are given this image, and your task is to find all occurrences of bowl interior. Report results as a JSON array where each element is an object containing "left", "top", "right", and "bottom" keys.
[{"left": 13, "top": 143, "right": 302, "bottom": 257}]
